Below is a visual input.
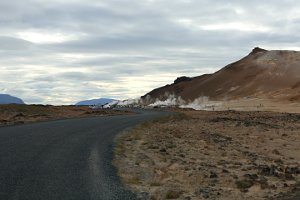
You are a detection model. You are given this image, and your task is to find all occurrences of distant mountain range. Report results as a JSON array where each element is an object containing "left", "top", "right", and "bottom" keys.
[
  {"left": 75, "top": 98, "right": 116, "bottom": 106},
  {"left": 0, "top": 94, "right": 25, "bottom": 104},
  {"left": 142, "top": 47, "right": 300, "bottom": 103}
]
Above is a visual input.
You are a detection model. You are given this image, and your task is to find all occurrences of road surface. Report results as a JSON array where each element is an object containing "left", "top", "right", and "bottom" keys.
[{"left": 0, "top": 109, "right": 168, "bottom": 200}]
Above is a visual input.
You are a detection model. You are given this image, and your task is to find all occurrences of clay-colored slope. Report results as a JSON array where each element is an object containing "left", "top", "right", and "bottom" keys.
[{"left": 143, "top": 47, "right": 300, "bottom": 102}]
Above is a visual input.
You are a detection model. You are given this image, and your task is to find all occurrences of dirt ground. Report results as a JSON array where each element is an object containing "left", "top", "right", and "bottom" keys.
[
  {"left": 0, "top": 104, "right": 131, "bottom": 126},
  {"left": 180, "top": 97, "right": 300, "bottom": 113},
  {"left": 114, "top": 109, "right": 300, "bottom": 200}
]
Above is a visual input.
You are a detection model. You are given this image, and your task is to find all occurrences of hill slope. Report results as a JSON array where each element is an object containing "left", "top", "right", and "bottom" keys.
[
  {"left": 0, "top": 94, "right": 25, "bottom": 104},
  {"left": 143, "top": 47, "right": 300, "bottom": 103},
  {"left": 75, "top": 98, "right": 115, "bottom": 106}
]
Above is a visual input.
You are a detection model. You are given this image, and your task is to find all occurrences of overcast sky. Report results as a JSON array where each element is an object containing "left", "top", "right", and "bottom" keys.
[{"left": 1, "top": 0, "right": 300, "bottom": 104}]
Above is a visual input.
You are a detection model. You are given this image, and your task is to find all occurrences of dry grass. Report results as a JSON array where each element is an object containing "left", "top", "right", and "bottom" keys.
[{"left": 114, "top": 110, "right": 300, "bottom": 200}]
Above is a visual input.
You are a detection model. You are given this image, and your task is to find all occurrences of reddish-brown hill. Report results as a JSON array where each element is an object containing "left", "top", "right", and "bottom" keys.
[{"left": 142, "top": 47, "right": 300, "bottom": 102}]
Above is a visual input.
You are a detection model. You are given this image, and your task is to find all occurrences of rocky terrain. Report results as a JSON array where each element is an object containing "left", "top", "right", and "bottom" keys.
[
  {"left": 0, "top": 104, "right": 131, "bottom": 126},
  {"left": 114, "top": 110, "right": 300, "bottom": 200}
]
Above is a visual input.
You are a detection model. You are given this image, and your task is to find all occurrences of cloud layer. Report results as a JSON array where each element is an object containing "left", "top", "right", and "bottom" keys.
[{"left": 1, "top": 0, "right": 300, "bottom": 104}]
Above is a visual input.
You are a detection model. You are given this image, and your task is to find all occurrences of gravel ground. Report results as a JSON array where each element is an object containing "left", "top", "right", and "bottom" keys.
[{"left": 114, "top": 110, "right": 300, "bottom": 200}]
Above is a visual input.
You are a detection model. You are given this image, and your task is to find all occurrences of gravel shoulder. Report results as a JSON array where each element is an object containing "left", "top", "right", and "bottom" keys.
[{"left": 114, "top": 110, "right": 300, "bottom": 200}]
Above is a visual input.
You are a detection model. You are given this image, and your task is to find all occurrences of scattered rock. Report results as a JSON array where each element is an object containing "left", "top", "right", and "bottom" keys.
[
  {"left": 236, "top": 179, "right": 255, "bottom": 192},
  {"left": 115, "top": 110, "right": 300, "bottom": 200},
  {"left": 14, "top": 112, "right": 25, "bottom": 117},
  {"left": 259, "top": 165, "right": 278, "bottom": 176},
  {"left": 160, "top": 148, "right": 167, "bottom": 153},
  {"left": 285, "top": 166, "right": 300, "bottom": 175},
  {"left": 257, "top": 177, "right": 269, "bottom": 189},
  {"left": 272, "top": 149, "right": 281, "bottom": 155},
  {"left": 165, "top": 190, "right": 181, "bottom": 199},
  {"left": 210, "top": 171, "right": 218, "bottom": 178},
  {"left": 244, "top": 173, "right": 258, "bottom": 180}
]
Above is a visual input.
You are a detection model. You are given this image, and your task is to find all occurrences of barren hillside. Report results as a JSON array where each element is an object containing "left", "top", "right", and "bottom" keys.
[{"left": 143, "top": 47, "right": 300, "bottom": 103}]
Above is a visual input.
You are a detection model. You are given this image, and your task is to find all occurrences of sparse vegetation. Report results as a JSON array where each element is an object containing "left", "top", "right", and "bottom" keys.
[
  {"left": 0, "top": 104, "right": 132, "bottom": 126},
  {"left": 126, "top": 177, "right": 141, "bottom": 185},
  {"left": 114, "top": 109, "right": 300, "bottom": 200},
  {"left": 165, "top": 190, "right": 181, "bottom": 199},
  {"left": 235, "top": 179, "right": 255, "bottom": 192},
  {"left": 150, "top": 181, "right": 162, "bottom": 187}
]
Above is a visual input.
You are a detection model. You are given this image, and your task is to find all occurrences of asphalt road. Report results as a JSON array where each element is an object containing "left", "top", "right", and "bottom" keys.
[{"left": 0, "top": 109, "right": 168, "bottom": 200}]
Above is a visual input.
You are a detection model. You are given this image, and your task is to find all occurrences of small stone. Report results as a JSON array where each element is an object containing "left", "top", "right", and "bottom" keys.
[
  {"left": 244, "top": 173, "right": 258, "bottom": 180},
  {"left": 272, "top": 149, "right": 280, "bottom": 155},
  {"left": 285, "top": 166, "right": 300, "bottom": 175},
  {"left": 160, "top": 148, "right": 167, "bottom": 153},
  {"left": 260, "top": 165, "right": 278, "bottom": 176},
  {"left": 285, "top": 173, "right": 294, "bottom": 180},
  {"left": 232, "top": 174, "right": 238, "bottom": 179},
  {"left": 274, "top": 159, "right": 283, "bottom": 164},
  {"left": 179, "top": 154, "right": 185, "bottom": 158},
  {"left": 210, "top": 171, "right": 218, "bottom": 178}
]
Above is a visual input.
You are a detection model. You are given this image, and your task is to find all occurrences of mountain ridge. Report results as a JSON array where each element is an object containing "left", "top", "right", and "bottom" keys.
[
  {"left": 142, "top": 47, "right": 300, "bottom": 103},
  {"left": 0, "top": 94, "right": 25, "bottom": 104},
  {"left": 75, "top": 98, "right": 116, "bottom": 106}
]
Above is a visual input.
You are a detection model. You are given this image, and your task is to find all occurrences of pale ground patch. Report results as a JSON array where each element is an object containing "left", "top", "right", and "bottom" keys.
[{"left": 181, "top": 97, "right": 300, "bottom": 113}]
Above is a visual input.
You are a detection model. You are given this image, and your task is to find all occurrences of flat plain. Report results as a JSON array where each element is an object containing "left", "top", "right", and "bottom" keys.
[
  {"left": 114, "top": 109, "right": 300, "bottom": 200},
  {"left": 0, "top": 104, "right": 131, "bottom": 126}
]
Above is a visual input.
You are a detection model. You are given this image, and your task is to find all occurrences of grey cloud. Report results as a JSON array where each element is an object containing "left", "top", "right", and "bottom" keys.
[
  {"left": 0, "top": 36, "right": 33, "bottom": 50},
  {"left": 0, "top": 0, "right": 299, "bottom": 104},
  {"left": 56, "top": 71, "right": 115, "bottom": 81}
]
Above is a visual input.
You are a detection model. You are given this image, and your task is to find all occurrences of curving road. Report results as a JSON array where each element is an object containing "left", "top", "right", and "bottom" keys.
[{"left": 0, "top": 109, "right": 168, "bottom": 200}]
